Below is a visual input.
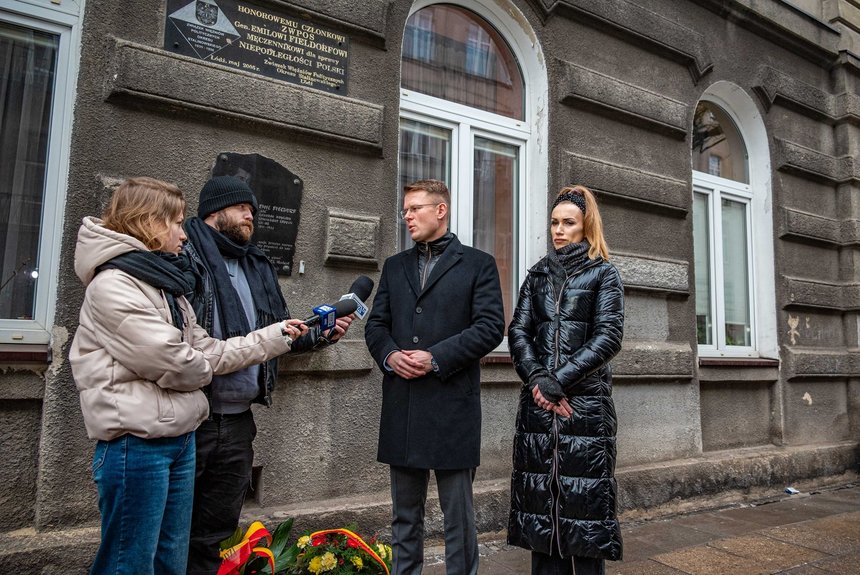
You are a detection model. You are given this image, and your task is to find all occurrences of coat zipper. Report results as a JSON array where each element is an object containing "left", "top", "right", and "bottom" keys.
[{"left": 547, "top": 258, "right": 601, "bottom": 555}]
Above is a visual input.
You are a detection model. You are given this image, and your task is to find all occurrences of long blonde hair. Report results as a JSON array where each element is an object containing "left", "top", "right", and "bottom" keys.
[
  {"left": 102, "top": 177, "right": 186, "bottom": 251},
  {"left": 553, "top": 185, "right": 610, "bottom": 260}
]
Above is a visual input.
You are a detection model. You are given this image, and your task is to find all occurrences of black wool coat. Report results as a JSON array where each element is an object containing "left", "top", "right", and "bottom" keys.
[
  {"left": 365, "top": 235, "right": 505, "bottom": 470},
  {"left": 507, "top": 255, "right": 624, "bottom": 561}
]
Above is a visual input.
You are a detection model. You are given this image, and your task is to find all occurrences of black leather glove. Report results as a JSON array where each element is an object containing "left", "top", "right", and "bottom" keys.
[{"left": 529, "top": 373, "right": 565, "bottom": 404}]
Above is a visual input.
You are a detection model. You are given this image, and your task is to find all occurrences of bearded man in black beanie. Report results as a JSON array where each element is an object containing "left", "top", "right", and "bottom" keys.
[{"left": 183, "top": 175, "right": 353, "bottom": 575}]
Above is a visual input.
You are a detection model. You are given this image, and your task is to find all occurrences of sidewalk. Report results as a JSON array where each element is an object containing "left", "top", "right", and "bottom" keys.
[{"left": 423, "top": 483, "right": 860, "bottom": 574}]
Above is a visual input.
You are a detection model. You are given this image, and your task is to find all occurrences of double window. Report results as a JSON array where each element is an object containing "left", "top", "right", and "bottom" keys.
[
  {"left": 0, "top": 3, "right": 80, "bottom": 345},
  {"left": 692, "top": 100, "right": 757, "bottom": 356},
  {"left": 399, "top": 3, "right": 530, "bottom": 325}
]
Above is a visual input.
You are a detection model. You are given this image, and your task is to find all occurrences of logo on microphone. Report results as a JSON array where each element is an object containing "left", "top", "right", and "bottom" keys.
[
  {"left": 339, "top": 293, "right": 369, "bottom": 319},
  {"left": 312, "top": 304, "right": 337, "bottom": 330}
]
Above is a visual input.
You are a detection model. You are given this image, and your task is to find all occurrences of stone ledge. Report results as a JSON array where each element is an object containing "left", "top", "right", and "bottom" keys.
[
  {"left": 107, "top": 40, "right": 385, "bottom": 154},
  {"left": 558, "top": 60, "right": 689, "bottom": 138},
  {"left": 690, "top": 0, "right": 841, "bottom": 66},
  {"left": 563, "top": 151, "right": 689, "bottom": 215},
  {"left": 784, "top": 276, "right": 860, "bottom": 311},
  {"left": 536, "top": 0, "right": 713, "bottom": 82},
  {"left": 754, "top": 65, "right": 860, "bottom": 125},
  {"left": 271, "top": 0, "right": 389, "bottom": 44},
  {"left": 617, "top": 441, "right": 860, "bottom": 515},
  {"left": 774, "top": 138, "right": 859, "bottom": 185},
  {"left": 279, "top": 339, "right": 375, "bottom": 374},
  {"left": 613, "top": 252, "right": 689, "bottom": 295},
  {"left": 613, "top": 341, "right": 695, "bottom": 378},
  {"left": 782, "top": 346, "right": 860, "bottom": 379}
]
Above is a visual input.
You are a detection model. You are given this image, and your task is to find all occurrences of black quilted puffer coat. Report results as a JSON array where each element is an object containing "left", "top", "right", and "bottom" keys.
[{"left": 507, "top": 253, "right": 624, "bottom": 560}]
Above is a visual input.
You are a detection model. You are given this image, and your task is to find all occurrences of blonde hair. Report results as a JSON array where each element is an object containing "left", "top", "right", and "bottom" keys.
[
  {"left": 554, "top": 185, "right": 610, "bottom": 260},
  {"left": 102, "top": 177, "right": 186, "bottom": 251}
]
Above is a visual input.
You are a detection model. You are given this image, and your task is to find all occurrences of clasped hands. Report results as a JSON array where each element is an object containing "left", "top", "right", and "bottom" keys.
[
  {"left": 531, "top": 374, "right": 573, "bottom": 418},
  {"left": 388, "top": 349, "right": 433, "bottom": 379}
]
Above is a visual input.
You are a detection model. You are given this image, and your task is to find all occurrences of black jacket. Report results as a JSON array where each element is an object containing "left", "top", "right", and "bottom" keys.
[
  {"left": 365, "top": 235, "right": 505, "bottom": 469},
  {"left": 183, "top": 239, "right": 319, "bottom": 408},
  {"left": 507, "top": 254, "right": 624, "bottom": 560}
]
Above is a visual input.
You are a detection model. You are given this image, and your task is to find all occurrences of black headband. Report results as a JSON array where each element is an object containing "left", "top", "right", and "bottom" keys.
[{"left": 552, "top": 191, "right": 586, "bottom": 215}]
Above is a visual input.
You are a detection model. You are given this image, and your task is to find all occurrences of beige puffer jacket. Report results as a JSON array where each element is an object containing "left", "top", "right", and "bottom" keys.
[{"left": 70, "top": 217, "right": 292, "bottom": 441}]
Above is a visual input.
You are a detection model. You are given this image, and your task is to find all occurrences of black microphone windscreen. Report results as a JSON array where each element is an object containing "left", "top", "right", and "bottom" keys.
[
  {"left": 332, "top": 298, "right": 358, "bottom": 316},
  {"left": 349, "top": 275, "right": 374, "bottom": 302}
]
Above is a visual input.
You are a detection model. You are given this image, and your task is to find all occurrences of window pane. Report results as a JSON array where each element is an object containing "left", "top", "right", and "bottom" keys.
[
  {"left": 722, "top": 198, "right": 751, "bottom": 346},
  {"left": 473, "top": 137, "right": 517, "bottom": 326},
  {"left": 0, "top": 22, "right": 57, "bottom": 321},
  {"left": 692, "top": 102, "right": 748, "bottom": 184},
  {"left": 401, "top": 5, "right": 524, "bottom": 120},
  {"left": 398, "top": 118, "right": 452, "bottom": 248},
  {"left": 693, "top": 193, "right": 713, "bottom": 345}
]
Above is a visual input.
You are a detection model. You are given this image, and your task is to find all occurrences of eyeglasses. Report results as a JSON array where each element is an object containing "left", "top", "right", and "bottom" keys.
[{"left": 400, "top": 203, "right": 441, "bottom": 219}]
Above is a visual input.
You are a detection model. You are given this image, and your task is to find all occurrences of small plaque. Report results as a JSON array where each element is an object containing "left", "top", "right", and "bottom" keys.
[
  {"left": 165, "top": 0, "right": 349, "bottom": 94},
  {"left": 211, "top": 153, "right": 303, "bottom": 276}
]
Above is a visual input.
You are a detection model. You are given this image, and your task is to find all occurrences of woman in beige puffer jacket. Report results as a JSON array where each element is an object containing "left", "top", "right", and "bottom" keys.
[{"left": 69, "top": 177, "right": 307, "bottom": 575}]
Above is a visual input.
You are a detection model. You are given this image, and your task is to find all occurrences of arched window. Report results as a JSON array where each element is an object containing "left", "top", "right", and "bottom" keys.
[
  {"left": 399, "top": 1, "right": 546, "bottom": 329},
  {"left": 692, "top": 88, "right": 776, "bottom": 358}
]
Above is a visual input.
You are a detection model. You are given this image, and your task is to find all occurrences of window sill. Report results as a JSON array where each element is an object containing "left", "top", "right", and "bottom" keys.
[
  {"left": 0, "top": 344, "right": 52, "bottom": 365},
  {"left": 698, "top": 357, "right": 779, "bottom": 368},
  {"left": 481, "top": 353, "right": 513, "bottom": 364}
]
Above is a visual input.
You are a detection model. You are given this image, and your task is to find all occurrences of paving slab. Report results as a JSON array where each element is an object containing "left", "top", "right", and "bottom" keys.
[
  {"left": 779, "top": 565, "right": 831, "bottom": 574},
  {"left": 621, "top": 520, "right": 719, "bottom": 553},
  {"left": 707, "top": 534, "right": 828, "bottom": 571},
  {"left": 671, "top": 510, "right": 765, "bottom": 538},
  {"left": 652, "top": 545, "right": 774, "bottom": 575},
  {"left": 806, "top": 550, "right": 860, "bottom": 574},
  {"left": 606, "top": 558, "right": 688, "bottom": 574},
  {"left": 763, "top": 514, "right": 860, "bottom": 555}
]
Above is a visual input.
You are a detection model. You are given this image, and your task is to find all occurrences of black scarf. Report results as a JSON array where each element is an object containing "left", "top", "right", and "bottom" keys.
[
  {"left": 184, "top": 216, "right": 287, "bottom": 338},
  {"left": 98, "top": 250, "right": 200, "bottom": 333},
  {"left": 547, "top": 241, "right": 591, "bottom": 296}
]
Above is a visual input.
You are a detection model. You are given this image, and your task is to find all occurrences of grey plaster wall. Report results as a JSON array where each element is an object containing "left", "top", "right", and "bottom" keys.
[{"left": 0, "top": 395, "right": 41, "bottom": 531}]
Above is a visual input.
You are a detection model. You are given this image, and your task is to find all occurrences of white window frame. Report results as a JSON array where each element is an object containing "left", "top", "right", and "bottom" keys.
[
  {"left": 400, "top": 0, "right": 548, "bottom": 350},
  {"left": 693, "top": 171, "right": 757, "bottom": 356},
  {"left": 693, "top": 83, "right": 777, "bottom": 360},
  {"left": 0, "top": 0, "right": 83, "bottom": 345}
]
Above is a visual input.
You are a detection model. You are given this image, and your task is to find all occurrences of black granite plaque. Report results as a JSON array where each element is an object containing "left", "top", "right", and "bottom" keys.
[
  {"left": 165, "top": 0, "right": 348, "bottom": 94},
  {"left": 211, "top": 153, "right": 302, "bottom": 276}
]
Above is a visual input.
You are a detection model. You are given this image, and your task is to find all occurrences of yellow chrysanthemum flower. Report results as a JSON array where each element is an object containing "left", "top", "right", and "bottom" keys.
[
  {"left": 351, "top": 556, "right": 364, "bottom": 569},
  {"left": 320, "top": 551, "right": 337, "bottom": 571},
  {"left": 376, "top": 543, "right": 387, "bottom": 560},
  {"left": 308, "top": 556, "right": 323, "bottom": 574},
  {"left": 297, "top": 535, "right": 311, "bottom": 549},
  {"left": 385, "top": 545, "right": 392, "bottom": 559}
]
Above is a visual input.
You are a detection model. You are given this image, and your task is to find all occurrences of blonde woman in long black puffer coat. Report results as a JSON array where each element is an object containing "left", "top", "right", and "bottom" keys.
[{"left": 507, "top": 184, "right": 624, "bottom": 575}]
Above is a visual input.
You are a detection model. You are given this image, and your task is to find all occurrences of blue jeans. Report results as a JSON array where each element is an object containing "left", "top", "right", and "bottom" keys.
[{"left": 90, "top": 432, "right": 196, "bottom": 575}]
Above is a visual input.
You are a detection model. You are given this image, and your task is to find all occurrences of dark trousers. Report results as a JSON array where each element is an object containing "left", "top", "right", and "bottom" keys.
[
  {"left": 390, "top": 466, "right": 478, "bottom": 575},
  {"left": 531, "top": 551, "right": 605, "bottom": 575},
  {"left": 186, "top": 410, "right": 256, "bottom": 575}
]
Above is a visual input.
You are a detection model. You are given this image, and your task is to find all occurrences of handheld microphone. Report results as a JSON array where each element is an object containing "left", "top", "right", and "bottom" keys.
[
  {"left": 338, "top": 275, "right": 375, "bottom": 320},
  {"left": 302, "top": 298, "right": 358, "bottom": 329}
]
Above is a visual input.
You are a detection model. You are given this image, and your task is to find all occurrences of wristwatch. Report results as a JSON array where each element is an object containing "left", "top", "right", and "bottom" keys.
[{"left": 430, "top": 357, "right": 440, "bottom": 373}]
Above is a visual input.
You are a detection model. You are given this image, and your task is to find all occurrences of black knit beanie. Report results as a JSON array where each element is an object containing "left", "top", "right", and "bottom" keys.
[{"left": 198, "top": 176, "right": 259, "bottom": 219}]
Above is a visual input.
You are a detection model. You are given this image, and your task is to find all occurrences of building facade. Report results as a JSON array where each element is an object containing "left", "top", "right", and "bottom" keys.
[{"left": 1, "top": 0, "right": 859, "bottom": 571}]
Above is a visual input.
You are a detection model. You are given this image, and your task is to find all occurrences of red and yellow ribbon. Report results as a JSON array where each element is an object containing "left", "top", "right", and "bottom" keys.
[
  {"left": 217, "top": 521, "right": 275, "bottom": 575},
  {"left": 309, "top": 528, "right": 390, "bottom": 575}
]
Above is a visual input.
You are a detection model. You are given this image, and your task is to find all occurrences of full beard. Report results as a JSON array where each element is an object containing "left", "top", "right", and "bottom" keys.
[{"left": 216, "top": 214, "right": 254, "bottom": 244}]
